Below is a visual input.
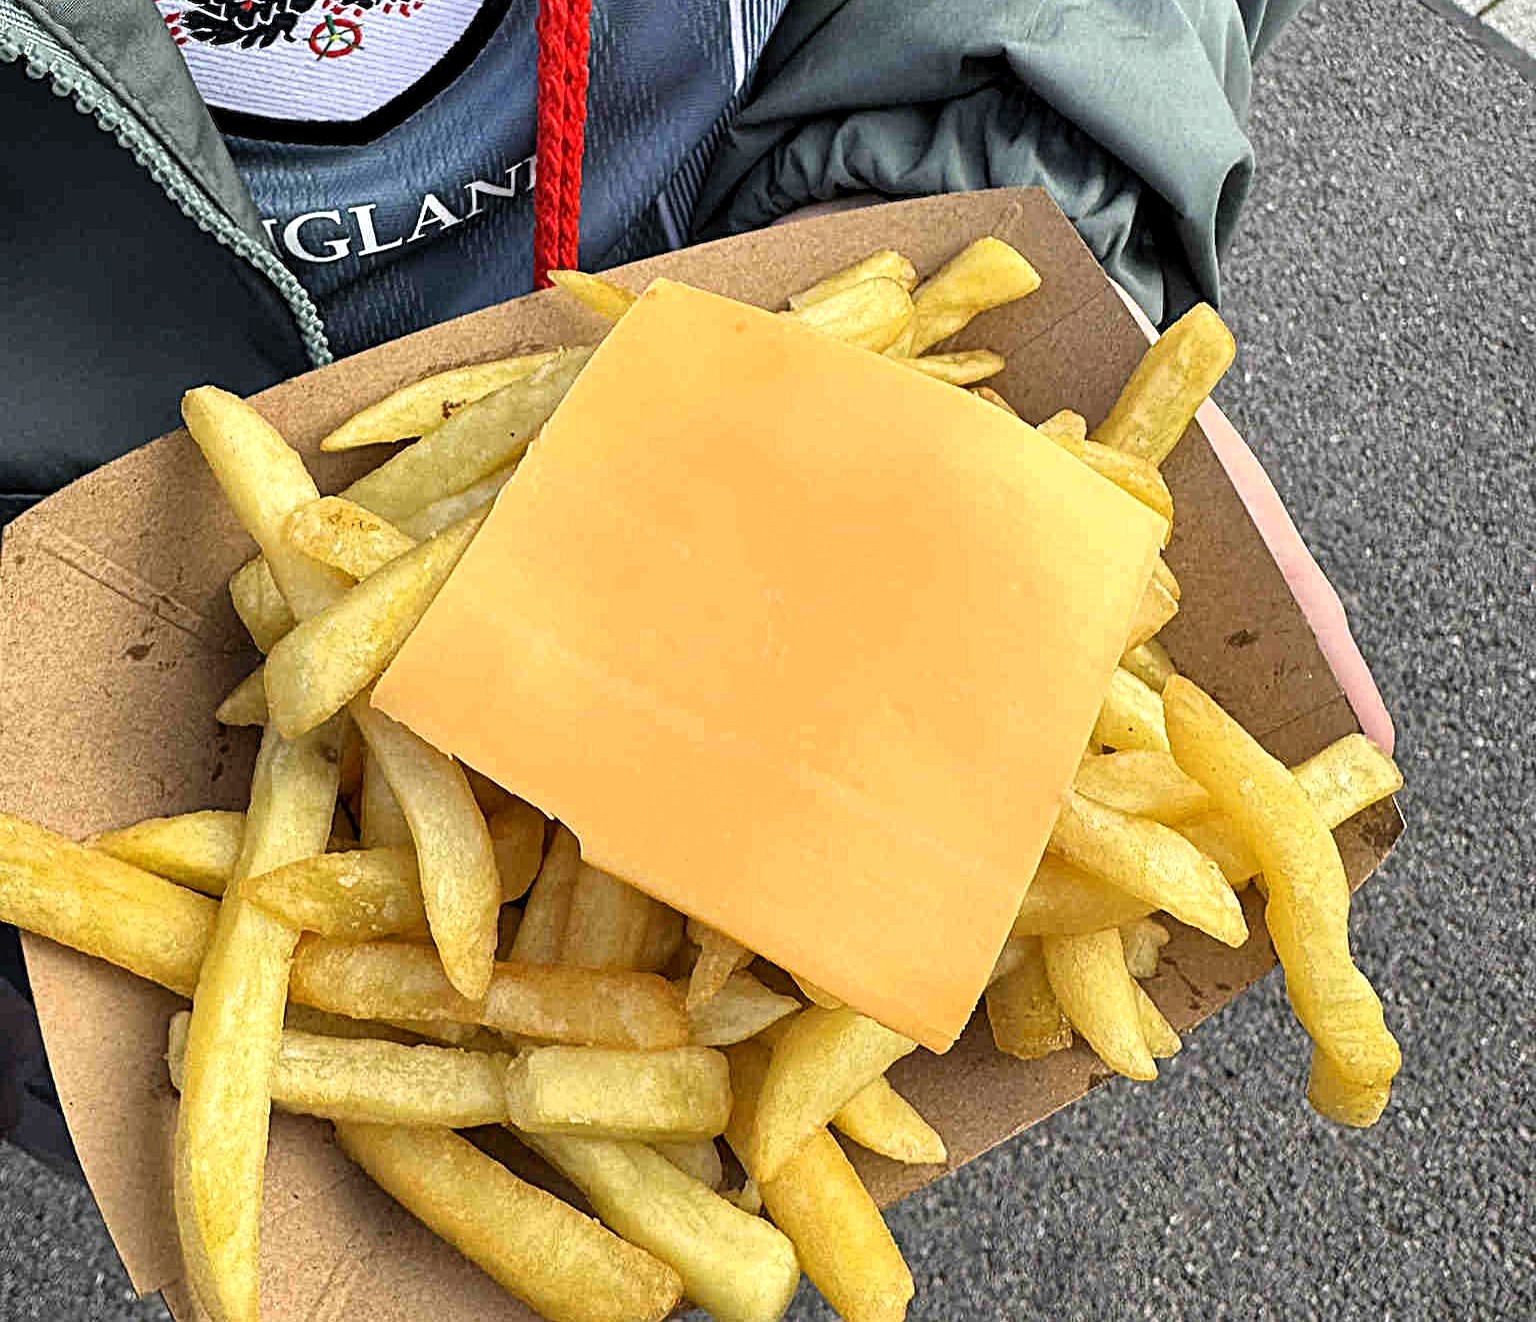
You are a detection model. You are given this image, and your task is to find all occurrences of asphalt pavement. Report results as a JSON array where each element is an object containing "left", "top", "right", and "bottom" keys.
[{"left": 1, "top": 0, "right": 1532, "bottom": 1317}]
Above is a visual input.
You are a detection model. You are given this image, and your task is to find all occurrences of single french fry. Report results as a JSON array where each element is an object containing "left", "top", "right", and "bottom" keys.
[
  {"left": 319, "top": 351, "right": 565, "bottom": 451},
  {"left": 504, "top": 1045, "right": 731, "bottom": 1141},
  {"left": 265, "top": 511, "right": 486, "bottom": 738},
  {"left": 283, "top": 496, "right": 417, "bottom": 580},
  {"left": 752, "top": 1006, "right": 916, "bottom": 1181},
  {"left": 488, "top": 800, "right": 545, "bottom": 903},
  {"left": 1152, "top": 554, "right": 1181, "bottom": 602},
  {"left": 985, "top": 936, "right": 1073, "bottom": 1061},
  {"left": 1131, "top": 981, "right": 1182, "bottom": 1059},
  {"left": 351, "top": 696, "right": 500, "bottom": 1001},
  {"left": 1035, "top": 409, "right": 1087, "bottom": 444},
  {"left": 1125, "top": 576, "right": 1179, "bottom": 650},
  {"left": 788, "top": 249, "right": 919, "bottom": 310},
  {"left": 88, "top": 811, "right": 244, "bottom": 896},
  {"left": 686, "top": 918, "right": 752, "bottom": 1013},
  {"left": 1084, "top": 442, "right": 1176, "bottom": 527},
  {"left": 167, "top": 1011, "right": 510, "bottom": 1126},
  {"left": 0, "top": 814, "right": 217, "bottom": 998},
  {"left": 520, "top": 1131, "right": 799, "bottom": 1322},
  {"left": 336, "top": 1122, "right": 682, "bottom": 1322},
  {"left": 289, "top": 938, "right": 689, "bottom": 1049},
  {"left": 722, "top": 1177, "right": 763, "bottom": 1215},
  {"left": 1093, "top": 666, "right": 1170, "bottom": 752},
  {"left": 903, "top": 236, "right": 1041, "bottom": 356},
  {"left": 560, "top": 863, "right": 666, "bottom": 971},
  {"left": 1164, "top": 679, "right": 1400, "bottom": 1096},
  {"left": 726, "top": 1040, "right": 914, "bottom": 1322},
  {"left": 464, "top": 766, "right": 517, "bottom": 818},
  {"left": 337, "top": 348, "right": 593, "bottom": 525},
  {"left": 781, "top": 277, "right": 914, "bottom": 352},
  {"left": 1091, "top": 303, "right": 1235, "bottom": 465},
  {"left": 1307, "top": 1045, "right": 1391, "bottom": 1127},
  {"left": 216, "top": 666, "right": 270, "bottom": 727},
  {"left": 1011, "top": 854, "right": 1154, "bottom": 937},
  {"left": 898, "top": 349, "right": 1005, "bottom": 385},
  {"left": 549, "top": 269, "right": 639, "bottom": 322},
  {"left": 1041, "top": 929, "right": 1157, "bottom": 1081},
  {"left": 1049, "top": 790, "right": 1248, "bottom": 947},
  {"left": 182, "top": 386, "right": 350, "bottom": 620},
  {"left": 831, "top": 1075, "right": 946, "bottom": 1165},
  {"left": 513, "top": 824, "right": 582, "bottom": 963},
  {"left": 244, "top": 847, "right": 427, "bottom": 940},
  {"left": 686, "top": 971, "right": 801, "bottom": 1047},
  {"left": 175, "top": 717, "right": 342, "bottom": 1322},
  {"left": 398, "top": 464, "right": 517, "bottom": 540},
  {"left": 229, "top": 558, "right": 295, "bottom": 653},
  {"left": 1120, "top": 638, "right": 1177, "bottom": 693},
  {"left": 971, "top": 385, "right": 1019, "bottom": 415},
  {"left": 652, "top": 1139, "right": 724, "bottom": 1189},
  {"left": 1120, "top": 917, "right": 1171, "bottom": 979},
  {"left": 1074, "top": 750, "right": 1210, "bottom": 823}
]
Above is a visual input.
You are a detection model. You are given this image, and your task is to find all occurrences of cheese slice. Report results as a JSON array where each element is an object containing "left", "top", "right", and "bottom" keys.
[{"left": 374, "top": 279, "right": 1165, "bottom": 1050}]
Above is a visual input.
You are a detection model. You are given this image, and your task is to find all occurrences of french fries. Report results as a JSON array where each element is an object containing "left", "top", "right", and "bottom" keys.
[
  {"left": 167, "top": 1011, "right": 510, "bottom": 1126},
  {"left": 1035, "top": 408, "right": 1086, "bottom": 444},
  {"left": 686, "top": 918, "right": 752, "bottom": 1012},
  {"left": 781, "top": 276, "right": 914, "bottom": 352},
  {"left": 265, "top": 511, "right": 487, "bottom": 738},
  {"left": 561, "top": 863, "right": 667, "bottom": 971},
  {"left": 359, "top": 750, "right": 413, "bottom": 848},
  {"left": 1131, "top": 982, "right": 1182, "bottom": 1059},
  {"left": 1010, "top": 854, "right": 1154, "bottom": 936},
  {"left": 791, "top": 973, "right": 845, "bottom": 1009},
  {"left": 1036, "top": 414, "right": 1176, "bottom": 527},
  {"left": 1091, "top": 303, "right": 1235, "bottom": 465},
  {"left": 175, "top": 718, "right": 342, "bottom": 1322},
  {"left": 351, "top": 696, "right": 500, "bottom": 1000},
  {"left": 524, "top": 1130, "right": 801, "bottom": 1322},
  {"left": 900, "top": 236, "right": 1041, "bottom": 356},
  {"left": 514, "top": 823, "right": 582, "bottom": 963},
  {"left": 1093, "top": 666, "right": 1171, "bottom": 752},
  {"left": 984, "top": 936, "right": 1074, "bottom": 1061},
  {"left": 318, "top": 351, "right": 564, "bottom": 451},
  {"left": 283, "top": 496, "right": 417, "bottom": 579},
  {"left": 216, "top": 667, "right": 269, "bottom": 727},
  {"left": 1074, "top": 750, "right": 1210, "bottom": 824},
  {"left": 751, "top": 1006, "right": 917, "bottom": 1181},
  {"left": 337, "top": 347, "right": 592, "bottom": 525},
  {"left": 88, "top": 810, "right": 244, "bottom": 896},
  {"left": 1164, "top": 679, "right": 1401, "bottom": 1101},
  {"left": 788, "top": 249, "right": 918, "bottom": 309},
  {"left": 898, "top": 349, "right": 1005, "bottom": 385},
  {"left": 336, "top": 1122, "right": 683, "bottom": 1322},
  {"left": 638, "top": 903, "right": 686, "bottom": 974},
  {"left": 726, "top": 1040, "right": 914, "bottom": 1322},
  {"left": 548, "top": 269, "right": 639, "bottom": 322},
  {"left": 504, "top": 1046, "right": 732, "bottom": 1140},
  {"left": 831, "top": 1075, "right": 947, "bottom": 1166},
  {"left": 288, "top": 937, "right": 689, "bottom": 1049},
  {"left": 1041, "top": 929, "right": 1158, "bottom": 1081},
  {"left": 1126, "top": 575, "right": 1179, "bottom": 650},
  {"left": 0, "top": 813, "right": 216, "bottom": 998},
  {"left": 686, "top": 971, "right": 801, "bottom": 1047},
  {"left": 971, "top": 385, "right": 1019, "bottom": 416},
  {"left": 398, "top": 464, "right": 516, "bottom": 540},
  {"left": 489, "top": 799, "right": 546, "bottom": 902},
  {"left": 1307, "top": 1044, "right": 1391, "bottom": 1128},
  {"left": 1049, "top": 790, "right": 1248, "bottom": 947},
  {"left": 228, "top": 557, "right": 295, "bottom": 652}
]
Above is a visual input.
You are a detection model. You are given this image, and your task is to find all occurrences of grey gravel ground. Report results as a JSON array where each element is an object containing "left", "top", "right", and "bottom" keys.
[{"left": 2, "top": 0, "right": 1532, "bottom": 1318}]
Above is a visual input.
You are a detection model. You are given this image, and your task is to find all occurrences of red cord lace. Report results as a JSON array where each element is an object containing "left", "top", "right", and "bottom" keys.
[{"left": 532, "top": 0, "right": 593, "bottom": 287}]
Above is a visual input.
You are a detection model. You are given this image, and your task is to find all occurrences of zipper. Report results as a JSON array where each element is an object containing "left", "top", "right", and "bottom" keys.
[{"left": 0, "top": 6, "right": 332, "bottom": 368}]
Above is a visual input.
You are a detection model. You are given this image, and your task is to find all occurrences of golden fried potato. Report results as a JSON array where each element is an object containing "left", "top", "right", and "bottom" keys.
[
  {"left": 283, "top": 496, "right": 416, "bottom": 579},
  {"left": 336, "top": 1122, "right": 682, "bottom": 1322},
  {"left": 831, "top": 1075, "right": 947, "bottom": 1165},
  {"left": 652, "top": 1138, "right": 724, "bottom": 1189},
  {"left": 1092, "top": 666, "right": 1171, "bottom": 752},
  {"left": 1131, "top": 982, "right": 1181, "bottom": 1059},
  {"left": 898, "top": 349, "right": 1005, "bottom": 385},
  {"left": 228, "top": 557, "right": 294, "bottom": 653},
  {"left": 1118, "top": 639, "right": 1177, "bottom": 693},
  {"left": 514, "top": 824, "right": 582, "bottom": 963},
  {"left": 488, "top": 799, "right": 546, "bottom": 903},
  {"left": 788, "top": 249, "right": 919, "bottom": 309},
  {"left": 1074, "top": 750, "right": 1210, "bottom": 824},
  {"left": 88, "top": 810, "right": 244, "bottom": 896},
  {"left": 686, "top": 918, "right": 753, "bottom": 1012},
  {"left": 984, "top": 936, "right": 1073, "bottom": 1061},
  {"left": 549, "top": 269, "right": 639, "bottom": 322},
  {"left": 1011, "top": 854, "right": 1154, "bottom": 937},
  {"left": 901, "top": 237, "right": 1041, "bottom": 356},
  {"left": 561, "top": 863, "right": 668, "bottom": 971},
  {"left": 781, "top": 277, "right": 914, "bottom": 352},
  {"left": 1041, "top": 929, "right": 1157, "bottom": 1081},
  {"left": 686, "top": 971, "right": 801, "bottom": 1047}
]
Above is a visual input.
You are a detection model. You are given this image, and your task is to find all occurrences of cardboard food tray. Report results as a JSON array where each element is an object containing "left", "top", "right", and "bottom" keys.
[{"left": 0, "top": 188, "right": 1402, "bottom": 1321}]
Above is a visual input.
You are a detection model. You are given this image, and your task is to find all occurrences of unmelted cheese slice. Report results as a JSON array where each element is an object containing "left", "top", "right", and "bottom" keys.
[{"left": 374, "top": 279, "right": 1166, "bottom": 1050}]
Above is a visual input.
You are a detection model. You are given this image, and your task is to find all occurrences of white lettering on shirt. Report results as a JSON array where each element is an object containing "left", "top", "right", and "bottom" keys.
[
  {"left": 351, "top": 204, "right": 405, "bottom": 257},
  {"left": 283, "top": 210, "right": 352, "bottom": 263},
  {"left": 409, "top": 192, "right": 462, "bottom": 242}
]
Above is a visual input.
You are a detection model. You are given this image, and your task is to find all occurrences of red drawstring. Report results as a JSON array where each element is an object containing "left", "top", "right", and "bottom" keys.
[{"left": 533, "top": 0, "right": 593, "bottom": 288}]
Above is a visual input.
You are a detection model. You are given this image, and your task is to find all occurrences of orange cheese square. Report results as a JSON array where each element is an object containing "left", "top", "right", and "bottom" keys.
[{"left": 374, "top": 279, "right": 1165, "bottom": 1050}]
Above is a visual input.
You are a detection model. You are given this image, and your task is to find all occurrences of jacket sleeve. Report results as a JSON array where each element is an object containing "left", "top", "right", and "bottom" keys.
[
  {"left": 692, "top": 0, "right": 1306, "bottom": 325},
  {"left": 0, "top": 54, "right": 312, "bottom": 527}
]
